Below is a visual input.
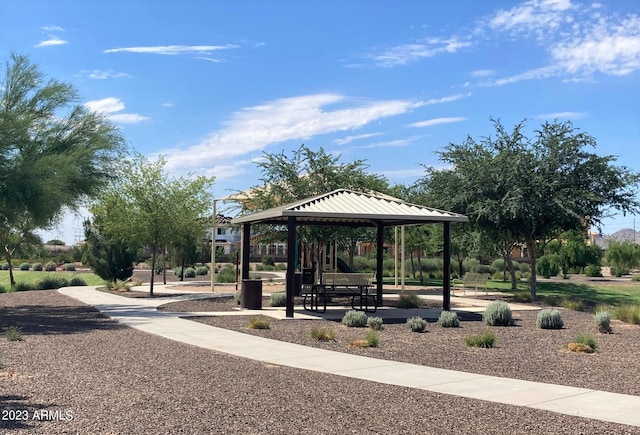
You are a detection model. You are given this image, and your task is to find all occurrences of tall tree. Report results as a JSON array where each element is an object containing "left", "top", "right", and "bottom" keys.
[
  {"left": 90, "top": 154, "right": 214, "bottom": 295},
  {"left": 82, "top": 220, "right": 139, "bottom": 283},
  {"left": 0, "top": 53, "right": 124, "bottom": 285},
  {"left": 423, "top": 119, "right": 640, "bottom": 297}
]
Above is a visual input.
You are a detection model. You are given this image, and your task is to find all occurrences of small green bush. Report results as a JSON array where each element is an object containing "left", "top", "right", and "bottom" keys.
[
  {"left": 0, "top": 284, "right": 7, "bottom": 293},
  {"left": 536, "top": 309, "right": 564, "bottom": 329},
  {"left": 542, "top": 295, "right": 560, "bottom": 306},
  {"left": 183, "top": 267, "right": 196, "bottom": 278},
  {"left": 342, "top": 310, "right": 368, "bottom": 327},
  {"left": 68, "top": 277, "right": 87, "bottom": 286},
  {"left": 511, "top": 292, "right": 532, "bottom": 303},
  {"left": 261, "top": 255, "right": 275, "bottom": 266},
  {"left": 36, "top": 276, "right": 68, "bottom": 290},
  {"left": 174, "top": 266, "right": 183, "bottom": 276},
  {"left": 483, "top": 300, "right": 514, "bottom": 326},
  {"left": 561, "top": 298, "right": 584, "bottom": 311},
  {"left": 537, "top": 254, "right": 560, "bottom": 278},
  {"left": 396, "top": 291, "right": 421, "bottom": 309},
  {"left": 196, "top": 266, "right": 209, "bottom": 276},
  {"left": 437, "top": 311, "right": 460, "bottom": 328},
  {"left": 573, "top": 333, "right": 597, "bottom": 350},
  {"left": 364, "top": 330, "right": 380, "bottom": 347},
  {"left": 613, "top": 304, "right": 640, "bottom": 324},
  {"left": 310, "top": 327, "right": 336, "bottom": 341},
  {"left": 1, "top": 263, "right": 10, "bottom": 270},
  {"left": 13, "top": 281, "right": 32, "bottom": 292},
  {"left": 632, "top": 275, "right": 640, "bottom": 282},
  {"left": 367, "top": 316, "right": 384, "bottom": 331},
  {"left": 610, "top": 266, "right": 628, "bottom": 277},
  {"left": 19, "top": 262, "right": 30, "bottom": 271},
  {"left": 5, "top": 326, "right": 23, "bottom": 342},
  {"left": 217, "top": 265, "right": 237, "bottom": 283},
  {"left": 44, "top": 261, "right": 57, "bottom": 272},
  {"left": 247, "top": 317, "right": 270, "bottom": 329},
  {"left": 275, "top": 263, "right": 287, "bottom": 271},
  {"left": 32, "top": 262, "right": 43, "bottom": 271},
  {"left": 585, "top": 264, "right": 602, "bottom": 277},
  {"left": 594, "top": 310, "right": 612, "bottom": 333},
  {"left": 270, "top": 292, "right": 286, "bottom": 307},
  {"left": 61, "top": 263, "right": 75, "bottom": 271},
  {"left": 406, "top": 316, "right": 427, "bottom": 333},
  {"left": 465, "top": 330, "right": 496, "bottom": 348},
  {"left": 233, "top": 290, "right": 241, "bottom": 305},
  {"left": 106, "top": 280, "right": 131, "bottom": 291}
]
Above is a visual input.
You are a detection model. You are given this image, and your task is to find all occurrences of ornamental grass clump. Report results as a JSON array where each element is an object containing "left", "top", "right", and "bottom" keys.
[
  {"left": 5, "top": 326, "right": 23, "bottom": 342},
  {"left": 565, "top": 334, "right": 597, "bottom": 353},
  {"left": 367, "top": 316, "right": 384, "bottom": 331},
  {"left": 483, "top": 300, "right": 514, "bottom": 326},
  {"left": 13, "top": 281, "right": 32, "bottom": 292},
  {"left": 406, "top": 316, "right": 427, "bottom": 333},
  {"left": 36, "top": 276, "right": 68, "bottom": 290},
  {"left": 561, "top": 298, "right": 584, "bottom": 311},
  {"left": 247, "top": 317, "right": 270, "bottom": 330},
  {"left": 536, "top": 309, "right": 564, "bottom": 329},
  {"left": 270, "top": 292, "right": 286, "bottom": 307},
  {"left": 68, "top": 277, "right": 87, "bottom": 286},
  {"left": 613, "top": 304, "right": 640, "bottom": 324},
  {"left": 464, "top": 330, "right": 496, "bottom": 348},
  {"left": 437, "top": 311, "right": 461, "bottom": 328},
  {"left": 594, "top": 310, "right": 612, "bottom": 333},
  {"left": 350, "top": 330, "right": 379, "bottom": 348},
  {"left": 341, "top": 310, "right": 368, "bottom": 327},
  {"left": 310, "top": 327, "right": 336, "bottom": 342},
  {"left": 396, "top": 291, "right": 421, "bottom": 308}
]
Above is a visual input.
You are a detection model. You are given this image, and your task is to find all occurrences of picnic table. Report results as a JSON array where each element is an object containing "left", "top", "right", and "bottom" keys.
[{"left": 302, "top": 272, "right": 377, "bottom": 313}]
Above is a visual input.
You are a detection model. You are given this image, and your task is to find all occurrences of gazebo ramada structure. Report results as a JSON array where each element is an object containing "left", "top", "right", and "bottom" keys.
[{"left": 231, "top": 189, "right": 468, "bottom": 318}]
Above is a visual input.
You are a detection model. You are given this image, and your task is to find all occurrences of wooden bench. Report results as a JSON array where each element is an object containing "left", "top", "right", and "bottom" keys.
[
  {"left": 302, "top": 272, "right": 377, "bottom": 313},
  {"left": 452, "top": 272, "right": 490, "bottom": 295}
]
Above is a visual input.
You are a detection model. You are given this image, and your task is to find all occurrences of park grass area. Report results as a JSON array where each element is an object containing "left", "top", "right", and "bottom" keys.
[
  {"left": 0, "top": 270, "right": 104, "bottom": 289},
  {"left": 488, "top": 279, "right": 640, "bottom": 306}
]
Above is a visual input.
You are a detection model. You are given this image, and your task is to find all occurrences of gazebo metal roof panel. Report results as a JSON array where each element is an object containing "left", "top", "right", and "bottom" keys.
[{"left": 232, "top": 189, "right": 468, "bottom": 226}]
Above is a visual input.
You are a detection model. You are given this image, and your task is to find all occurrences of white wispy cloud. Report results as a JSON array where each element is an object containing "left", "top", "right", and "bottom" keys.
[
  {"left": 41, "top": 25, "right": 65, "bottom": 32},
  {"left": 162, "top": 93, "right": 423, "bottom": 170},
  {"left": 356, "top": 135, "right": 427, "bottom": 149},
  {"left": 471, "top": 69, "right": 495, "bottom": 77},
  {"left": 84, "top": 97, "right": 149, "bottom": 124},
  {"left": 80, "top": 69, "right": 130, "bottom": 80},
  {"left": 332, "top": 132, "right": 383, "bottom": 146},
  {"left": 372, "top": 37, "right": 471, "bottom": 67},
  {"left": 196, "top": 57, "right": 222, "bottom": 63},
  {"left": 488, "top": 0, "right": 573, "bottom": 39},
  {"left": 424, "top": 93, "right": 471, "bottom": 105},
  {"left": 104, "top": 44, "right": 238, "bottom": 55},
  {"left": 535, "top": 111, "right": 586, "bottom": 120},
  {"left": 162, "top": 102, "right": 174, "bottom": 108},
  {"left": 34, "top": 36, "right": 68, "bottom": 48},
  {"left": 407, "top": 117, "right": 468, "bottom": 128},
  {"left": 380, "top": 167, "right": 428, "bottom": 180}
]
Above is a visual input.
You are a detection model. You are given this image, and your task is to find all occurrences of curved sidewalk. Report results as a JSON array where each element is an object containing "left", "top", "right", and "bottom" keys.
[{"left": 58, "top": 286, "right": 640, "bottom": 428}]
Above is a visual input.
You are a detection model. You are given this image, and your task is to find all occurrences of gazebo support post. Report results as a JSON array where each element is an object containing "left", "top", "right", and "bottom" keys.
[
  {"left": 242, "top": 223, "right": 251, "bottom": 280},
  {"left": 443, "top": 221, "right": 451, "bottom": 311},
  {"left": 376, "top": 223, "right": 384, "bottom": 306},
  {"left": 285, "top": 216, "right": 296, "bottom": 318}
]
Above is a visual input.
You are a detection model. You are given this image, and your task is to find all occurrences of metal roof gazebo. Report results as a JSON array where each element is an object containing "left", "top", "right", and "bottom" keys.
[{"left": 232, "top": 189, "right": 468, "bottom": 317}]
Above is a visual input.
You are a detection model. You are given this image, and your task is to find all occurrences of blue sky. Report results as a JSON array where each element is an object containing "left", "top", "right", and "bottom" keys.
[{"left": 2, "top": 0, "right": 639, "bottom": 244}]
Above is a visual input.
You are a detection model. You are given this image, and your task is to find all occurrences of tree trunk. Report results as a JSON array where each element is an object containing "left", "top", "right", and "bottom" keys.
[
  {"left": 4, "top": 249, "right": 15, "bottom": 288},
  {"left": 458, "top": 257, "right": 464, "bottom": 279},
  {"left": 417, "top": 249, "right": 424, "bottom": 285},
  {"left": 527, "top": 240, "right": 538, "bottom": 298},
  {"left": 162, "top": 248, "right": 167, "bottom": 284},
  {"left": 149, "top": 249, "right": 157, "bottom": 297},
  {"left": 503, "top": 253, "right": 518, "bottom": 290},
  {"left": 180, "top": 257, "right": 185, "bottom": 281}
]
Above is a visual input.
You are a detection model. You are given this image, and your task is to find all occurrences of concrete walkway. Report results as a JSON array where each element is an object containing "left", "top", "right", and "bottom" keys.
[{"left": 58, "top": 286, "right": 640, "bottom": 428}]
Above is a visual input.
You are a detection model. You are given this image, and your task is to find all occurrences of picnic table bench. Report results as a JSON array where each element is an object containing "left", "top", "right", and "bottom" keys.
[
  {"left": 452, "top": 272, "right": 490, "bottom": 295},
  {"left": 302, "top": 272, "right": 377, "bottom": 313}
]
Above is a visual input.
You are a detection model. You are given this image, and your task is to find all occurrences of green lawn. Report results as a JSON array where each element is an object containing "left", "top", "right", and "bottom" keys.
[
  {"left": 0, "top": 270, "right": 105, "bottom": 290},
  {"left": 488, "top": 279, "right": 640, "bottom": 306}
]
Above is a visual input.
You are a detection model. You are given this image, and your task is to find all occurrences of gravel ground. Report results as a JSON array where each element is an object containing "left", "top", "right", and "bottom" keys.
[{"left": 0, "top": 290, "right": 638, "bottom": 434}]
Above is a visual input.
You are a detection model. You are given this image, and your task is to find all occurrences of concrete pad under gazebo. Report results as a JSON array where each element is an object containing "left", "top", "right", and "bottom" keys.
[{"left": 231, "top": 189, "right": 468, "bottom": 318}]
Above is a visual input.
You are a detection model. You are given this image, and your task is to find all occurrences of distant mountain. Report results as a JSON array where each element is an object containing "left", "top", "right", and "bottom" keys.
[{"left": 593, "top": 228, "right": 640, "bottom": 249}]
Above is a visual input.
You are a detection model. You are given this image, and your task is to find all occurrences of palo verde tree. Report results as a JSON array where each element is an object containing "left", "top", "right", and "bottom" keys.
[
  {"left": 0, "top": 53, "right": 124, "bottom": 286},
  {"left": 90, "top": 154, "right": 214, "bottom": 296},
  {"left": 244, "top": 144, "right": 389, "bottom": 271},
  {"left": 423, "top": 119, "right": 640, "bottom": 297}
]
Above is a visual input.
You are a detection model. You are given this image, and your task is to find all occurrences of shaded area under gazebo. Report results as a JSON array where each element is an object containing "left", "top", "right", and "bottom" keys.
[{"left": 231, "top": 189, "right": 468, "bottom": 318}]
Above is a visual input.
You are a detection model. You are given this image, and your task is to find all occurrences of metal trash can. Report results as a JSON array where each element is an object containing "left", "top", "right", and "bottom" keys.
[{"left": 241, "top": 279, "right": 262, "bottom": 309}]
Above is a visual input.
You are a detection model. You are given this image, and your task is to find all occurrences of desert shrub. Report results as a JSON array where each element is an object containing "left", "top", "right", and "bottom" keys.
[
  {"left": 13, "top": 281, "right": 32, "bottom": 292},
  {"left": 19, "top": 262, "right": 30, "bottom": 271},
  {"left": 536, "top": 309, "right": 564, "bottom": 329},
  {"left": 565, "top": 334, "right": 597, "bottom": 352},
  {"left": 537, "top": 254, "right": 560, "bottom": 278},
  {"left": 61, "top": 263, "right": 75, "bottom": 271},
  {"left": 406, "top": 316, "right": 427, "bottom": 333},
  {"left": 396, "top": 291, "right": 421, "bottom": 308},
  {"left": 613, "top": 304, "right": 640, "bottom": 324},
  {"left": 483, "top": 300, "right": 514, "bottom": 326},
  {"left": 32, "top": 262, "right": 43, "bottom": 271},
  {"left": 437, "top": 311, "right": 460, "bottom": 328},
  {"left": 261, "top": 255, "right": 275, "bottom": 266},
  {"left": 1, "top": 263, "right": 10, "bottom": 270},
  {"left": 68, "top": 277, "right": 87, "bottom": 286},
  {"left": 106, "top": 280, "right": 131, "bottom": 291},
  {"left": 352, "top": 256, "right": 372, "bottom": 273},
  {"left": 561, "top": 298, "right": 583, "bottom": 311},
  {"left": 610, "top": 266, "right": 629, "bottom": 277},
  {"left": 44, "top": 261, "right": 57, "bottom": 272},
  {"left": 183, "top": 267, "right": 196, "bottom": 278},
  {"left": 36, "top": 276, "right": 68, "bottom": 290},
  {"left": 174, "top": 266, "right": 183, "bottom": 276},
  {"left": 470, "top": 263, "right": 493, "bottom": 274},
  {"left": 542, "top": 294, "right": 560, "bottom": 306},
  {"left": 585, "top": 264, "right": 603, "bottom": 277},
  {"left": 254, "top": 264, "right": 265, "bottom": 271},
  {"left": 196, "top": 266, "right": 209, "bottom": 276},
  {"left": 519, "top": 263, "right": 530, "bottom": 274},
  {"left": 270, "top": 292, "right": 286, "bottom": 307},
  {"left": 594, "top": 310, "right": 612, "bottom": 333},
  {"left": 511, "top": 292, "right": 532, "bottom": 303},
  {"left": 5, "top": 326, "right": 23, "bottom": 342},
  {"left": 310, "top": 327, "right": 336, "bottom": 341},
  {"left": 491, "top": 258, "right": 506, "bottom": 272},
  {"left": 342, "top": 310, "right": 368, "bottom": 327},
  {"left": 0, "top": 284, "right": 7, "bottom": 293},
  {"left": 247, "top": 317, "right": 270, "bottom": 330},
  {"left": 632, "top": 275, "right": 640, "bottom": 282},
  {"left": 275, "top": 263, "right": 287, "bottom": 271},
  {"left": 367, "top": 316, "right": 384, "bottom": 331},
  {"left": 216, "top": 265, "right": 236, "bottom": 283},
  {"left": 350, "top": 330, "right": 380, "bottom": 348},
  {"left": 422, "top": 258, "right": 442, "bottom": 274},
  {"left": 465, "top": 330, "right": 496, "bottom": 348},
  {"left": 233, "top": 290, "right": 241, "bottom": 305}
]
